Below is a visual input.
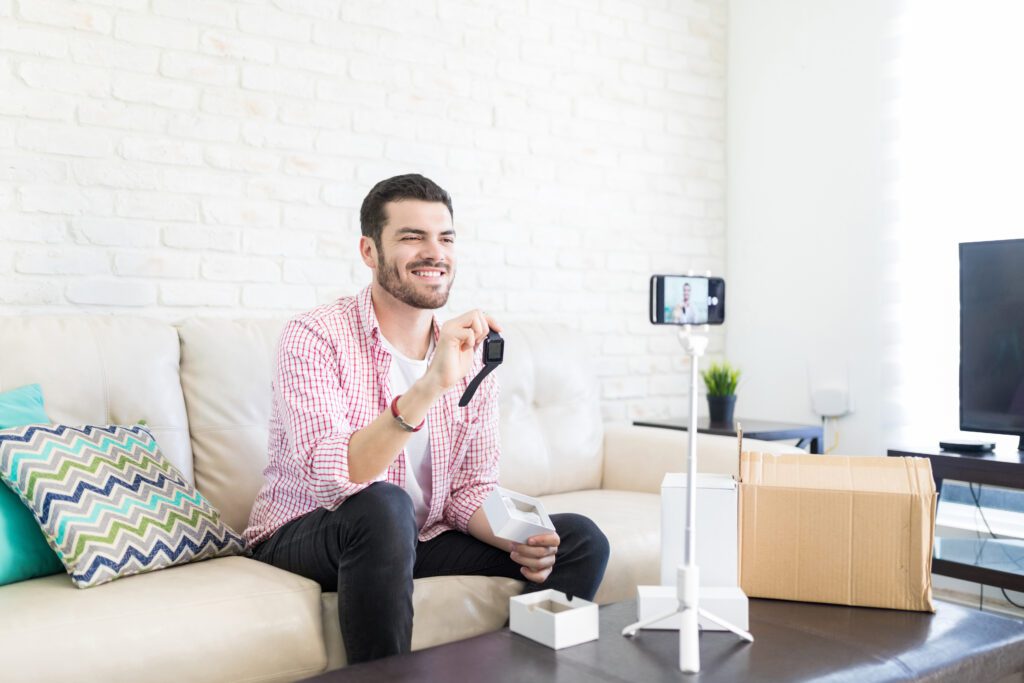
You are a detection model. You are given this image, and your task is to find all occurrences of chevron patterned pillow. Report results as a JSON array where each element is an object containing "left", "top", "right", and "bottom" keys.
[{"left": 0, "top": 424, "right": 244, "bottom": 588}]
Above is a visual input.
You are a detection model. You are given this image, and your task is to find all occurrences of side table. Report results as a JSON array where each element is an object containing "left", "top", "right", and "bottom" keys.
[
  {"left": 634, "top": 416, "right": 824, "bottom": 454},
  {"left": 888, "top": 445, "right": 1024, "bottom": 593}
]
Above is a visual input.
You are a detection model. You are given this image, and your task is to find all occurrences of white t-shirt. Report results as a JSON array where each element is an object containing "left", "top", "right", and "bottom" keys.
[{"left": 379, "top": 334, "right": 434, "bottom": 530}]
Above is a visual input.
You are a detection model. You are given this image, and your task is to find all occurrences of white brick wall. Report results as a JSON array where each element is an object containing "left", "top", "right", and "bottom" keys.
[{"left": 0, "top": 0, "right": 726, "bottom": 422}]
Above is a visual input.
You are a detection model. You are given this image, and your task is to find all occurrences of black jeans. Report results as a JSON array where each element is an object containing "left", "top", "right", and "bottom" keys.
[{"left": 250, "top": 482, "right": 610, "bottom": 664}]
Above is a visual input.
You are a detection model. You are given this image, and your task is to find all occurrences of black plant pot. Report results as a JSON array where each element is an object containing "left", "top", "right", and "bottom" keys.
[{"left": 707, "top": 395, "right": 737, "bottom": 426}]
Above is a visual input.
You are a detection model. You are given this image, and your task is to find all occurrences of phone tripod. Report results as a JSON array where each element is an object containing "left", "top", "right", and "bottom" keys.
[{"left": 620, "top": 327, "right": 753, "bottom": 674}]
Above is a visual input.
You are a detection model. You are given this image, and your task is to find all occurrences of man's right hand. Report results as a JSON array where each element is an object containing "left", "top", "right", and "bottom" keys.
[
  {"left": 423, "top": 309, "right": 502, "bottom": 393},
  {"left": 349, "top": 310, "right": 502, "bottom": 484}
]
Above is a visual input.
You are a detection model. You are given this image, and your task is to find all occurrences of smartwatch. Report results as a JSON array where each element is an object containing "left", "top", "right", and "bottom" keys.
[{"left": 459, "top": 330, "right": 504, "bottom": 407}]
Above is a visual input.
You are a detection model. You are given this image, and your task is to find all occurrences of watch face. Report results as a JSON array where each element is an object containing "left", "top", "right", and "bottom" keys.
[{"left": 485, "top": 339, "right": 504, "bottom": 363}]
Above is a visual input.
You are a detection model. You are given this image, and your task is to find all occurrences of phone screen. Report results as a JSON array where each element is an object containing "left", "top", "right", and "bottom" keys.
[{"left": 649, "top": 275, "right": 725, "bottom": 325}]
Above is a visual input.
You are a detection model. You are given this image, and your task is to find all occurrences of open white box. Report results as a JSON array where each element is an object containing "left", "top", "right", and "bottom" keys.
[
  {"left": 509, "top": 589, "right": 599, "bottom": 650},
  {"left": 483, "top": 487, "right": 556, "bottom": 544}
]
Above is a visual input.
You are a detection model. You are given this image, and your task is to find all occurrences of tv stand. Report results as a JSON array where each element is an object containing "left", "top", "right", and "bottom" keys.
[{"left": 887, "top": 445, "right": 1024, "bottom": 593}]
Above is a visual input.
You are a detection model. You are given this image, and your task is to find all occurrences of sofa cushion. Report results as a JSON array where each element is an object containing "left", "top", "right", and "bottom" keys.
[
  {"left": 540, "top": 489, "right": 661, "bottom": 604},
  {"left": 0, "top": 424, "right": 243, "bottom": 588},
  {"left": 0, "top": 316, "right": 194, "bottom": 482},
  {"left": 319, "top": 575, "right": 524, "bottom": 671},
  {"left": 0, "top": 384, "right": 64, "bottom": 586},
  {"left": 496, "top": 322, "right": 604, "bottom": 497},
  {"left": 0, "top": 555, "right": 326, "bottom": 683},
  {"left": 177, "top": 318, "right": 285, "bottom": 534}
]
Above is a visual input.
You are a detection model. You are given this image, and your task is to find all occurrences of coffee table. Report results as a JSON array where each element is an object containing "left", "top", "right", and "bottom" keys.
[{"left": 303, "top": 598, "right": 1024, "bottom": 682}]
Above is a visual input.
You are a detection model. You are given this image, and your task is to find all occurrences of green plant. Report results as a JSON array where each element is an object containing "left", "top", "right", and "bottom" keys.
[{"left": 701, "top": 361, "right": 741, "bottom": 397}]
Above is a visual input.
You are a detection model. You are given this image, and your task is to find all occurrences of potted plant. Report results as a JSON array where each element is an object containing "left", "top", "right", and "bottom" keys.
[{"left": 702, "top": 361, "right": 741, "bottom": 425}]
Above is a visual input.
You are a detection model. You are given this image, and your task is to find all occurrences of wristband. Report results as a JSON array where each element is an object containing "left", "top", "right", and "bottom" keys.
[{"left": 390, "top": 394, "right": 425, "bottom": 432}]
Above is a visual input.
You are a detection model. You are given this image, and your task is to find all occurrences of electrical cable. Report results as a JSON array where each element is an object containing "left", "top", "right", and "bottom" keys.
[
  {"left": 966, "top": 483, "right": 1024, "bottom": 611},
  {"left": 1002, "top": 588, "right": 1024, "bottom": 610},
  {"left": 822, "top": 416, "right": 840, "bottom": 455}
]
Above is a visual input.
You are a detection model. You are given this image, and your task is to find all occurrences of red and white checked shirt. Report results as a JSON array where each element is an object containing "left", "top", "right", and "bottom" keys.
[{"left": 244, "top": 285, "right": 501, "bottom": 547}]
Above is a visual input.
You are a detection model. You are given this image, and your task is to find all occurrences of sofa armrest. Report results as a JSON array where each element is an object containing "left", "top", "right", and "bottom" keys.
[{"left": 600, "top": 423, "right": 805, "bottom": 493}]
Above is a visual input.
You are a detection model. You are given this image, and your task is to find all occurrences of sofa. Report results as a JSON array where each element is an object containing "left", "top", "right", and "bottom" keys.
[{"left": 0, "top": 315, "right": 799, "bottom": 682}]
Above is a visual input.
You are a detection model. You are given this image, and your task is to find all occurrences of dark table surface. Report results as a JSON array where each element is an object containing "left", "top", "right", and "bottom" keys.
[
  {"left": 887, "top": 445, "right": 1024, "bottom": 484},
  {"left": 634, "top": 417, "right": 824, "bottom": 453},
  {"left": 305, "top": 598, "right": 1024, "bottom": 682}
]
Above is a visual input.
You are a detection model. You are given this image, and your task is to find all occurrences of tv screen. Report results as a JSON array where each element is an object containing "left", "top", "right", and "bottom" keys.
[{"left": 960, "top": 239, "right": 1024, "bottom": 437}]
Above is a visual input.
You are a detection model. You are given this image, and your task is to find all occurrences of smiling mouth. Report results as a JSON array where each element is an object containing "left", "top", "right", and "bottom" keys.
[{"left": 411, "top": 269, "right": 446, "bottom": 281}]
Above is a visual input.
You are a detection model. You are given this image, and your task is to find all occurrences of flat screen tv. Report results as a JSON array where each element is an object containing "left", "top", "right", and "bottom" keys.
[{"left": 960, "top": 238, "right": 1024, "bottom": 450}]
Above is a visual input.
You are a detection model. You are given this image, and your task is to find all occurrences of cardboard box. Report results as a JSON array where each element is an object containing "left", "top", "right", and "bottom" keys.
[
  {"left": 739, "top": 451, "right": 936, "bottom": 612},
  {"left": 661, "top": 473, "right": 739, "bottom": 588},
  {"left": 509, "top": 590, "right": 599, "bottom": 649},
  {"left": 483, "top": 487, "right": 556, "bottom": 544}
]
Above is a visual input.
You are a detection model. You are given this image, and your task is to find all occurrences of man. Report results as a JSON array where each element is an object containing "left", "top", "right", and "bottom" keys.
[
  {"left": 678, "top": 282, "right": 698, "bottom": 324},
  {"left": 669, "top": 283, "right": 697, "bottom": 324},
  {"left": 244, "top": 174, "right": 609, "bottom": 664}
]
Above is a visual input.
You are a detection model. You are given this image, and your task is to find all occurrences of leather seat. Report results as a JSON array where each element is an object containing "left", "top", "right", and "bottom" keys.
[
  {"left": 320, "top": 576, "right": 524, "bottom": 671},
  {"left": 540, "top": 489, "right": 661, "bottom": 604},
  {"left": 0, "top": 556, "right": 325, "bottom": 683}
]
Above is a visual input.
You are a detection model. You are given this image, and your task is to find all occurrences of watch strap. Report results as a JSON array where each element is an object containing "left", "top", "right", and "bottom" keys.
[{"left": 459, "top": 363, "right": 497, "bottom": 407}]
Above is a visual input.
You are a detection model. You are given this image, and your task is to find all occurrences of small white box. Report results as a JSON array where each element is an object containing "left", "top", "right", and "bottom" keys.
[
  {"left": 509, "top": 589, "right": 599, "bottom": 650},
  {"left": 636, "top": 584, "right": 749, "bottom": 632},
  {"left": 661, "top": 473, "right": 738, "bottom": 587},
  {"left": 483, "top": 487, "right": 556, "bottom": 544}
]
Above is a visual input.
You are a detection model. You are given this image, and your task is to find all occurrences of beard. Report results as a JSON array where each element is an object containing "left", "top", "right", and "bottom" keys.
[{"left": 376, "top": 249, "right": 454, "bottom": 310}]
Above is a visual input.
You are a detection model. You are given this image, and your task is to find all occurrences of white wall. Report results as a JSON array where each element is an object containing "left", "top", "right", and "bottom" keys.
[
  {"left": 0, "top": 0, "right": 727, "bottom": 422},
  {"left": 726, "top": 0, "right": 890, "bottom": 453},
  {"left": 727, "top": 0, "right": 1024, "bottom": 616}
]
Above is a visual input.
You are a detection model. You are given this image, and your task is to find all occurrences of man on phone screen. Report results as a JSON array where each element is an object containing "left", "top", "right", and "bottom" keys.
[{"left": 244, "top": 174, "right": 610, "bottom": 663}]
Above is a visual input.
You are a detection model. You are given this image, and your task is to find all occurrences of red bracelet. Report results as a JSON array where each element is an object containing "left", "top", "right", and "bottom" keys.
[{"left": 390, "top": 394, "right": 425, "bottom": 433}]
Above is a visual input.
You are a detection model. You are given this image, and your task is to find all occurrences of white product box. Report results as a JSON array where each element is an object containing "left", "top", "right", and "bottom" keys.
[
  {"left": 636, "top": 584, "right": 749, "bottom": 632},
  {"left": 509, "top": 590, "right": 600, "bottom": 650},
  {"left": 483, "top": 487, "right": 556, "bottom": 544},
  {"left": 661, "top": 473, "right": 738, "bottom": 587}
]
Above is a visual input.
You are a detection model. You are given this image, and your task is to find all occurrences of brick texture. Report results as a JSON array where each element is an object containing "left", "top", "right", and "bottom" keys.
[{"left": 0, "top": 0, "right": 726, "bottom": 421}]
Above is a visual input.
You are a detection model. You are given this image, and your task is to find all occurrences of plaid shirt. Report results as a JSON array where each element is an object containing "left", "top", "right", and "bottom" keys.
[{"left": 244, "top": 285, "right": 500, "bottom": 547}]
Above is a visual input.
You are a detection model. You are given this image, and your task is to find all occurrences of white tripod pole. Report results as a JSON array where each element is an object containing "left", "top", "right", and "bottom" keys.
[
  {"left": 622, "top": 327, "right": 753, "bottom": 672},
  {"left": 678, "top": 328, "right": 706, "bottom": 674}
]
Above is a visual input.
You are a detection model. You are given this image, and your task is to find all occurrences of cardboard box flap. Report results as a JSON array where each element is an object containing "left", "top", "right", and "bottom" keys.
[{"left": 741, "top": 452, "right": 934, "bottom": 496}]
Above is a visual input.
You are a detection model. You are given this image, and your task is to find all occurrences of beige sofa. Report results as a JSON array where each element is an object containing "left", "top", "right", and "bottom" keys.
[{"left": 0, "top": 315, "right": 798, "bottom": 682}]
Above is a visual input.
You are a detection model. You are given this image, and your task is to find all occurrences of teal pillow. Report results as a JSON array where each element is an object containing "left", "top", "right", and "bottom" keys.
[{"left": 0, "top": 384, "right": 65, "bottom": 586}]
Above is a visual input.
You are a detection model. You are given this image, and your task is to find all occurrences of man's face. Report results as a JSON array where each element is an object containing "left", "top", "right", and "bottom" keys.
[
  {"left": 683, "top": 284, "right": 691, "bottom": 303},
  {"left": 368, "top": 199, "right": 456, "bottom": 309}
]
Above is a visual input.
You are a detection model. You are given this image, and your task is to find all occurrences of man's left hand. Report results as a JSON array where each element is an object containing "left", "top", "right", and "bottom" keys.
[{"left": 510, "top": 532, "right": 559, "bottom": 583}]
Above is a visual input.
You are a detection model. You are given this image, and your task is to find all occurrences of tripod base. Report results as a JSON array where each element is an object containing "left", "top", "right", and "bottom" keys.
[
  {"left": 622, "top": 566, "right": 754, "bottom": 674},
  {"left": 636, "top": 584, "right": 749, "bottom": 632}
]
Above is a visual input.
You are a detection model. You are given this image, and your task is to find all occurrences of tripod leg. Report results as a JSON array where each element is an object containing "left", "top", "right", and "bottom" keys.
[
  {"left": 697, "top": 608, "right": 754, "bottom": 643},
  {"left": 621, "top": 606, "right": 682, "bottom": 637}
]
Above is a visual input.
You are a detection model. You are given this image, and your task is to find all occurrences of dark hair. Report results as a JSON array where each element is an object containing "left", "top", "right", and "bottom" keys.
[{"left": 359, "top": 174, "right": 453, "bottom": 248}]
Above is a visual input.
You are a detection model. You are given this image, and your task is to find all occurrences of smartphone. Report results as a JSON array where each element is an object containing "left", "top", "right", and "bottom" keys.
[{"left": 649, "top": 275, "right": 726, "bottom": 325}]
